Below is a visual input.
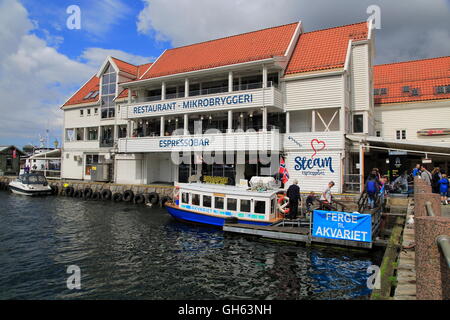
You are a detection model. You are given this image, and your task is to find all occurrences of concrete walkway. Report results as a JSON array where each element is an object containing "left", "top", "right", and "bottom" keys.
[{"left": 394, "top": 200, "right": 416, "bottom": 300}]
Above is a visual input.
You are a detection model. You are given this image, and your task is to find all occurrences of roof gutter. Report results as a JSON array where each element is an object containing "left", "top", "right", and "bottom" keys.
[{"left": 120, "top": 57, "right": 276, "bottom": 88}]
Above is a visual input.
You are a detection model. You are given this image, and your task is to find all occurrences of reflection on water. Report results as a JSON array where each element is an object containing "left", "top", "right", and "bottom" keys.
[{"left": 0, "top": 192, "right": 378, "bottom": 299}]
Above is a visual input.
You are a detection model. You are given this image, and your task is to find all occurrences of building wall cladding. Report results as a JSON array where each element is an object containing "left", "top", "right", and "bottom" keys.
[{"left": 374, "top": 100, "right": 450, "bottom": 143}]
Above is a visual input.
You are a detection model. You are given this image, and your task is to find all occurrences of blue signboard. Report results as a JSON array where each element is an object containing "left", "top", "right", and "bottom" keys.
[{"left": 312, "top": 210, "right": 372, "bottom": 243}]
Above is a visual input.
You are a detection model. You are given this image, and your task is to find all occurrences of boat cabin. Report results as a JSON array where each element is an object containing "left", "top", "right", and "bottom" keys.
[
  {"left": 17, "top": 173, "right": 48, "bottom": 185},
  {"left": 176, "top": 183, "right": 280, "bottom": 223}
]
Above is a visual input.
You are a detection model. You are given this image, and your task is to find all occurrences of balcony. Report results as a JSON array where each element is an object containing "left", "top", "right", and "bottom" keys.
[
  {"left": 118, "top": 129, "right": 281, "bottom": 153},
  {"left": 122, "top": 82, "right": 282, "bottom": 120}
]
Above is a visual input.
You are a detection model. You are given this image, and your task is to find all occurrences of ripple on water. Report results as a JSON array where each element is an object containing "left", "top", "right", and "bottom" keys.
[{"left": 0, "top": 192, "right": 379, "bottom": 299}]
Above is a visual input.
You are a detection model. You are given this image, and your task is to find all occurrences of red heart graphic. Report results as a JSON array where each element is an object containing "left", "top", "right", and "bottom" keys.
[{"left": 311, "top": 139, "right": 326, "bottom": 158}]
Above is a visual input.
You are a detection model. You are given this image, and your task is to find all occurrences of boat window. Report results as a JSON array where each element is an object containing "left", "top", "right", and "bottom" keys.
[
  {"left": 203, "top": 195, "right": 212, "bottom": 208},
  {"left": 181, "top": 192, "right": 190, "bottom": 204},
  {"left": 255, "top": 200, "right": 266, "bottom": 214},
  {"left": 214, "top": 197, "right": 224, "bottom": 209},
  {"left": 240, "top": 199, "right": 251, "bottom": 213},
  {"left": 227, "top": 198, "right": 237, "bottom": 211},
  {"left": 271, "top": 199, "right": 276, "bottom": 214},
  {"left": 192, "top": 194, "right": 200, "bottom": 206}
]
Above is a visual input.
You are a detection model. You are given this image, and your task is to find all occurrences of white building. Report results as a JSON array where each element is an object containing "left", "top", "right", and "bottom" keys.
[{"left": 61, "top": 21, "right": 450, "bottom": 193}]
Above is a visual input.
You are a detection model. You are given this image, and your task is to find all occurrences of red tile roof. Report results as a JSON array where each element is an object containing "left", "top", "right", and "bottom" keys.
[
  {"left": 374, "top": 56, "right": 450, "bottom": 104},
  {"left": 139, "top": 22, "right": 299, "bottom": 80},
  {"left": 63, "top": 75, "right": 99, "bottom": 107},
  {"left": 63, "top": 60, "right": 153, "bottom": 107},
  {"left": 285, "top": 22, "right": 369, "bottom": 75}
]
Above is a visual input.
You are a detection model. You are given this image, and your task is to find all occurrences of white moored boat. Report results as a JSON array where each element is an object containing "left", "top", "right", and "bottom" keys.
[{"left": 9, "top": 173, "right": 52, "bottom": 196}]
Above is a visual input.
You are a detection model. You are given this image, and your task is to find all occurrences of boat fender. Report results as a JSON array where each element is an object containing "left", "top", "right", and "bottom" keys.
[
  {"left": 51, "top": 185, "right": 59, "bottom": 195},
  {"left": 64, "top": 186, "right": 74, "bottom": 197},
  {"left": 225, "top": 216, "right": 239, "bottom": 224},
  {"left": 277, "top": 195, "right": 290, "bottom": 215},
  {"left": 112, "top": 192, "right": 123, "bottom": 202},
  {"left": 83, "top": 188, "right": 93, "bottom": 199},
  {"left": 73, "top": 190, "right": 83, "bottom": 198},
  {"left": 91, "top": 191, "right": 101, "bottom": 201},
  {"left": 101, "top": 189, "right": 112, "bottom": 201},
  {"left": 148, "top": 192, "right": 159, "bottom": 205},
  {"left": 0, "top": 182, "right": 5, "bottom": 190},
  {"left": 123, "top": 190, "right": 134, "bottom": 202},
  {"left": 160, "top": 195, "right": 172, "bottom": 207},
  {"left": 134, "top": 193, "right": 145, "bottom": 204}
]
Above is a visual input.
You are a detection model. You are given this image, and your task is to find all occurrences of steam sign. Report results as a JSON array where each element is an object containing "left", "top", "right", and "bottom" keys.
[{"left": 294, "top": 138, "right": 334, "bottom": 176}]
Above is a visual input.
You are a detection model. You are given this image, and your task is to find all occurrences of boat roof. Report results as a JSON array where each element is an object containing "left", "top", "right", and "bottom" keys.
[{"left": 177, "top": 183, "right": 279, "bottom": 198}]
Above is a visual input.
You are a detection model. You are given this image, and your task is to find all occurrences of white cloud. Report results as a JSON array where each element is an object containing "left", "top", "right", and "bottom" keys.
[
  {"left": 0, "top": 0, "right": 95, "bottom": 146},
  {"left": 80, "top": 48, "right": 154, "bottom": 69},
  {"left": 137, "top": 0, "right": 450, "bottom": 64},
  {"left": 81, "top": 0, "right": 132, "bottom": 39}
]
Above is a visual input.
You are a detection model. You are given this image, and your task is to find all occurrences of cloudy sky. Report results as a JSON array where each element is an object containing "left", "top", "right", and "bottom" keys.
[{"left": 0, "top": 0, "right": 449, "bottom": 147}]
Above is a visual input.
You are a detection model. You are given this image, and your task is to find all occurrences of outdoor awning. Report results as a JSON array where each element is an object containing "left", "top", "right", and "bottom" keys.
[{"left": 346, "top": 134, "right": 450, "bottom": 156}]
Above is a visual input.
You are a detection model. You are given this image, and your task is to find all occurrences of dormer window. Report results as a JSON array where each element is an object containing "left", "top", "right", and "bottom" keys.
[
  {"left": 374, "top": 88, "right": 387, "bottom": 95},
  {"left": 411, "top": 88, "right": 420, "bottom": 96}
]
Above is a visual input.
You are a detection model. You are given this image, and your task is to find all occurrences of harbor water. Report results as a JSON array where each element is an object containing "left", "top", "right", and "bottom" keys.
[{"left": 0, "top": 192, "right": 380, "bottom": 300}]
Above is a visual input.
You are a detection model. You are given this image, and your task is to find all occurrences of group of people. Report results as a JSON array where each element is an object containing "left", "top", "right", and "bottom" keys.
[
  {"left": 284, "top": 179, "right": 335, "bottom": 219},
  {"left": 365, "top": 168, "right": 387, "bottom": 209},
  {"left": 413, "top": 164, "right": 449, "bottom": 205}
]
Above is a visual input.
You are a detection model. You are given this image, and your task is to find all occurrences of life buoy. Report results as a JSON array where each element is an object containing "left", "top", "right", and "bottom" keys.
[
  {"left": 173, "top": 187, "right": 180, "bottom": 201},
  {"left": 123, "top": 190, "right": 134, "bottom": 202},
  {"left": 112, "top": 192, "right": 123, "bottom": 202},
  {"left": 134, "top": 193, "right": 145, "bottom": 204},
  {"left": 147, "top": 192, "right": 159, "bottom": 205},
  {"left": 101, "top": 189, "right": 112, "bottom": 201},
  {"left": 91, "top": 191, "right": 101, "bottom": 200},
  {"left": 277, "top": 194, "right": 290, "bottom": 215},
  {"left": 83, "top": 187, "right": 93, "bottom": 199}
]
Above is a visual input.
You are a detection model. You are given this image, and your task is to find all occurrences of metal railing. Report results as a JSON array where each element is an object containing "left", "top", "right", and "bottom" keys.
[{"left": 130, "top": 81, "right": 278, "bottom": 104}]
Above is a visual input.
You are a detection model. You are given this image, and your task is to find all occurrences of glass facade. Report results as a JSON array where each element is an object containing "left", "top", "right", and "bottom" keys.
[{"left": 101, "top": 64, "right": 117, "bottom": 119}]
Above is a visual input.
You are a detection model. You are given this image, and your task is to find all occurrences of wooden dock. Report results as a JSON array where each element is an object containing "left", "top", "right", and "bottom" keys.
[
  {"left": 223, "top": 222, "right": 310, "bottom": 243},
  {"left": 223, "top": 218, "right": 381, "bottom": 249}
]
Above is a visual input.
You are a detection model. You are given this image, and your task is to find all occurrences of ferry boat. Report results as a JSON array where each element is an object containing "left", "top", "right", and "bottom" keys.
[
  {"left": 164, "top": 177, "right": 285, "bottom": 227},
  {"left": 9, "top": 173, "right": 52, "bottom": 196}
]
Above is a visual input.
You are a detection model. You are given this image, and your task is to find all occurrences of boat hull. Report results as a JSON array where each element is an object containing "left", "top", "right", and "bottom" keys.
[
  {"left": 165, "top": 204, "right": 274, "bottom": 227},
  {"left": 9, "top": 184, "right": 52, "bottom": 196}
]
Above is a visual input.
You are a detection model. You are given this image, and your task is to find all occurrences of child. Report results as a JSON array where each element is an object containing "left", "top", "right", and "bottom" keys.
[
  {"left": 306, "top": 191, "right": 316, "bottom": 213},
  {"left": 438, "top": 174, "right": 449, "bottom": 205}
]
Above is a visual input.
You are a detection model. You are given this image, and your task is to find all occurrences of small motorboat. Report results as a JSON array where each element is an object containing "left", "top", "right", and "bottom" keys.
[{"left": 9, "top": 173, "right": 52, "bottom": 196}]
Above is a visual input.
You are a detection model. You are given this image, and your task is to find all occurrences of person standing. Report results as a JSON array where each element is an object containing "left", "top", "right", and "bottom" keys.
[
  {"left": 320, "top": 181, "right": 335, "bottom": 204},
  {"left": 420, "top": 165, "right": 432, "bottom": 186},
  {"left": 286, "top": 179, "right": 300, "bottom": 219},
  {"left": 438, "top": 174, "right": 449, "bottom": 205},
  {"left": 365, "top": 174, "right": 379, "bottom": 209},
  {"left": 431, "top": 167, "right": 442, "bottom": 194},
  {"left": 412, "top": 164, "right": 421, "bottom": 177}
]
